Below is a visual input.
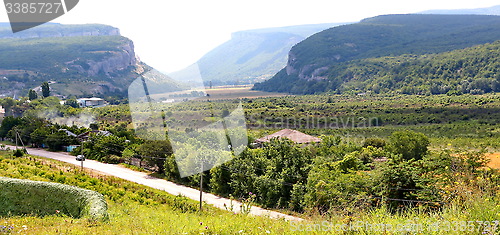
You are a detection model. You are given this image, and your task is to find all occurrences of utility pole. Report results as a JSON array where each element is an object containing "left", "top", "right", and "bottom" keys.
[
  {"left": 15, "top": 129, "right": 18, "bottom": 150},
  {"left": 199, "top": 160, "right": 203, "bottom": 211},
  {"left": 17, "top": 131, "right": 24, "bottom": 149}
]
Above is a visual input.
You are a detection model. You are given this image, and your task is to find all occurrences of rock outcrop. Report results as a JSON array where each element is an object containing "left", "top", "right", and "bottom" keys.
[{"left": 83, "top": 41, "right": 137, "bottom": 77}]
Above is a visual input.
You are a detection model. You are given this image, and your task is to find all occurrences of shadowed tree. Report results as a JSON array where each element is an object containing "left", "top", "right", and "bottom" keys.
[
  {"left": 41, "top": 82, "right": 50, "bottom": 98},
  {"left": 28, "top": 89, "right": 38, "bottom": 100}
]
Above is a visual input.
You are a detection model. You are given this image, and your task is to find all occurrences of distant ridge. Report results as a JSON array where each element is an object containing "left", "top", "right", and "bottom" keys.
[
  {"left": 169, "top": 22, "right": 346, "bottom": 86},
  {"left": 419, "top": 5, "right": 500, "bottom": 15},
  {"left": 0, "top": 23, "right": 120, "bottom": 39}
]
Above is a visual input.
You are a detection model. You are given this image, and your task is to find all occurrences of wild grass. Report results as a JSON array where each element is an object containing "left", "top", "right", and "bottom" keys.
[{"left": 1, "top": 151, "right": 500, "bottom": 234}]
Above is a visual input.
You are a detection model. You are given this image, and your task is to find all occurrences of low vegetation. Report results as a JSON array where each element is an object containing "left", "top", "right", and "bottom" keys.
[
  {"left": 0, "top": 85, "right": 499, "bottom": 233},
  {"left": 0, "top": 151, "right": 296, "bottom": 234},
  {"left": 0, "top": 177, "right": 108, "bottom": 221}
]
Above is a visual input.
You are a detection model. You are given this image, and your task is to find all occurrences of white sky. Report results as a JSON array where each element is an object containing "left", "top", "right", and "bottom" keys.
[{"left": 1, "top": 0, "right": 499, "bottom": 73}]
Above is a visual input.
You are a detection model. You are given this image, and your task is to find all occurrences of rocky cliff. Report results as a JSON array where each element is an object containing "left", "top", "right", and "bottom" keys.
[
  {"left": 0, "top": 23, "right": 143, "bottom": 97},
  {"left": 67, "top": 40, "right": 138, "bottom": 77}
]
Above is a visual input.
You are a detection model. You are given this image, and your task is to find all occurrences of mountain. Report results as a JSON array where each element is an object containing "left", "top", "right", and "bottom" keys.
[
  {"left": 253, "top": 14, "right": 500, "bottom": 94},
  {"left": 169, "top": 23, "right": 345, "bottom": 86},
  {"left": 313, "top": 40, "right": 500, "bottom": 95},
  {"left": 419, "top": 5, "right": 500, "bottom": 15},
  {"left": 0, "top": 23, "right": 144, "bottom": 98}
]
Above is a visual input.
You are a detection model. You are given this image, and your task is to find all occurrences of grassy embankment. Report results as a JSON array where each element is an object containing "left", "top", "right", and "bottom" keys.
[{"left": 1, "top": 151, "right": 500, "bottom": 234}]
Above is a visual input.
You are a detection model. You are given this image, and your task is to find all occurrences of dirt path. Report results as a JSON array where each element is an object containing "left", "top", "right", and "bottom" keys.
[{"left": 15, "top": 146, "right": 303, "bottom": 221}]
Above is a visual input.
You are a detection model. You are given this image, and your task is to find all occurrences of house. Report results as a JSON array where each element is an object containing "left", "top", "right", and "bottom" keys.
[
  {"left": 59, "top": 129, "right": 77, "bottom": 137},
  {"left": 255, "top": 129, "right": 321, "bottom": 146},
  {"left": 77, "top": 97, "right": 106, "bottom": 108},
  {"left": 77, "top": 130, "right": 113, "bottom": 141}
]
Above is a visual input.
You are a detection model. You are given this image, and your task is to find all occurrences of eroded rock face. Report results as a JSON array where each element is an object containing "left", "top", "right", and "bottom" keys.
[
  {"left": 285, "top": 51, "right": 330, "bottom": 81},
  {"left": 85, "top": 41, "right": 137, "bottom": 77},
  {"left": 65, "top": 39, "right": 138, "bottom": 77}
]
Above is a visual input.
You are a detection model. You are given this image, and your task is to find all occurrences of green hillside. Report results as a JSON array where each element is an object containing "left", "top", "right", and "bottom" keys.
[
  {"left": 254, "top": 14, "right": 500, "bottom": 94},
  {"left": 0, "top": 35, "right": 127, "bottom": 71},
  {"left": 0, "top": 24, "right": 141, "bottom": 98},
  {"left": 328, "top": 41, "right": 500, "bottom": 95}
]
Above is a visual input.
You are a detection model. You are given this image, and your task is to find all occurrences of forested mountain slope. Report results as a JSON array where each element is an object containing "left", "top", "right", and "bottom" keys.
[{"left": 254, "top": 14, "right": 500, "bottom": 94}]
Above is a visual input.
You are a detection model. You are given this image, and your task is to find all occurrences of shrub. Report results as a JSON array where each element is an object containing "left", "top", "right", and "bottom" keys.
[
  {"left": 362, "top": 137, "right": 386, "bottom": 148},
  {"left": 387, "top": 130, "right": 429, "bottom": 161},
  {"left": 12, "top": 149, "right": 24, "bottom": 157},
  {"left": 0, "top": 177, "right": 108, "bottom": 221}
]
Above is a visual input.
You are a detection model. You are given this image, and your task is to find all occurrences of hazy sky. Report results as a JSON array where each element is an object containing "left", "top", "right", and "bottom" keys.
[{"left": 1, "top": 0, "right": 499, "bottom": 73}]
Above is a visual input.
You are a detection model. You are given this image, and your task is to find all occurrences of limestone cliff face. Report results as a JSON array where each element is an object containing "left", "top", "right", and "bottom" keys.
[
  {"left": 85, "top": 41, "right": 137, "bottom": 77},
  {"left": 285, "top": 51, "right": 331, "bottom": 81},
  {"left": 63, "top": 38, "right": 139, "bottom": 78}
]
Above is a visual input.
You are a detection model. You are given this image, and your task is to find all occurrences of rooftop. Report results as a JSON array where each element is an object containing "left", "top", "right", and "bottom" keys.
[{"left": 255, "top": 129, "right": 321, "bottom": 144}]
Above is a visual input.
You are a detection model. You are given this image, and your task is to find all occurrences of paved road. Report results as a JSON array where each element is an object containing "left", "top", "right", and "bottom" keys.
[{"left": 17, "top": 146, "right": 303, "bottom": 221}]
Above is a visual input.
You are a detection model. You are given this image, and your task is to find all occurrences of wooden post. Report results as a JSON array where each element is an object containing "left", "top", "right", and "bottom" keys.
[
  {"left": 199, "top": 160, "right": 203, "bottom": 211},
  {"left": 15, "top": 130, "right": 18, "bottom": 150}
]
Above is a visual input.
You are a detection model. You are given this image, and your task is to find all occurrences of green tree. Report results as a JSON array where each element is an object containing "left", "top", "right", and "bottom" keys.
[
  {"left": 374, "top": 159, "right": 422, "bottom": 209},
  {"left": 30, "top": 126, "right": 51, "bottom": 147},
  {"left": 83, "top": 134, "right": 129, "bottom": 163},
  {"left": 64, "top": 98, "right": 79, "bottom": 108},
  {"left": 388, "top": 130, "right": 429, "bottom": 161},
  {"left": 137, "top": 140, "right": 173, "bottom": 174},
  {"left": 0, "top": 97, "right": 16, "bottom": 116},
  {"left": 0, "top": 116, "right": 21, "bottom": 139},
  {"left": 45, "top": 130, "right": 77, "bottom": 151},
  {"left": 41, "top": 82, "right": 50, "bottom": 98},
  {"left": 28, "top": 89, "right": 38, "bottom": 100}
]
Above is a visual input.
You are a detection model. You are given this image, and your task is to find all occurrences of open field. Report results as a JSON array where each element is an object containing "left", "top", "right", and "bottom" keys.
[
  {"left": 487, "top": 153, "right": 500, "bottom": 169},
  {"left": 148, "top": 85, "right": 289, "bottom": 102},
  {"left": 203, "top": 85, "right": 289, "bottom": 100}
]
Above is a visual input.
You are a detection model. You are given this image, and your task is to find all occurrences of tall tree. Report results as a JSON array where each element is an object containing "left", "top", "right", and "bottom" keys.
[
  {"left": 41, "top": 82, "right": 50, "bottom": 98},
  {"left": 28, "top": 89, "right": 38, "bottom": 100}
]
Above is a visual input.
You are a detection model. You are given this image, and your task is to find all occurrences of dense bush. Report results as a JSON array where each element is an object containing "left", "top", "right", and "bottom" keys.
[
  {"left": 387, "top": 130, "right": 429, "bottom": 161},
  {"left": 0, "top": 177, "right": 108, "bottom": 221}
]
